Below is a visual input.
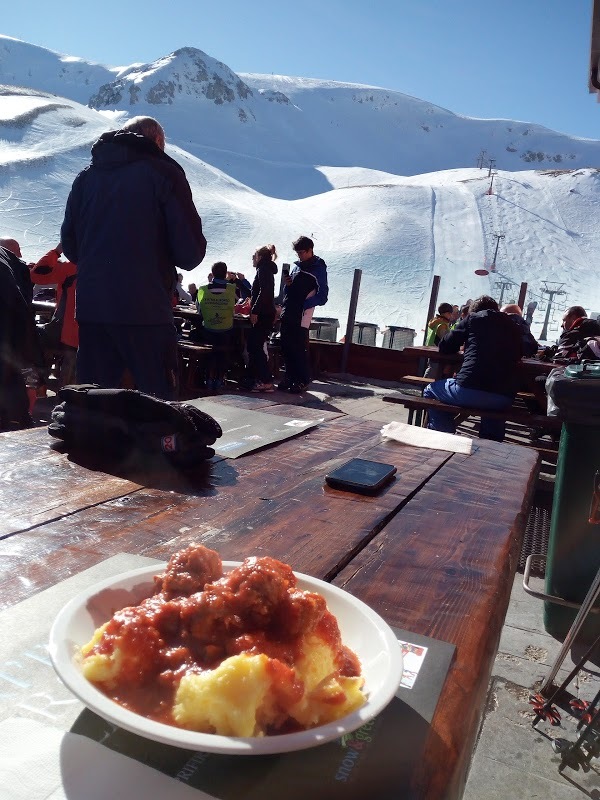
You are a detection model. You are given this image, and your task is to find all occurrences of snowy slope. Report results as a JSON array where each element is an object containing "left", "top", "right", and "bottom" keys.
[
  {"left": 1, "top": 40, "right": 600, "bottom": 343},
  {"left": 0, "top": 35, "right": 117, "bottom": 104}
]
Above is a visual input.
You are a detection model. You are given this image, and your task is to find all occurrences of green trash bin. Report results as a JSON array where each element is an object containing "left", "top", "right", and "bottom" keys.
[{"left": 544, "top": 362, "right": 600, "bottom": 641}]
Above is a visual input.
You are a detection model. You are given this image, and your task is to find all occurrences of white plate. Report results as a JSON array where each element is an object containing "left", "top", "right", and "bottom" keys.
[{"left": 49, "top": 562, "right": 403, "bottom": 754}]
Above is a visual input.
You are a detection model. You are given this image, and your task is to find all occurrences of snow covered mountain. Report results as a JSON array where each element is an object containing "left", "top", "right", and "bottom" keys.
[
  {"left": 1, "top": 35, "right": 599, "bottom": 341},
  {"left": 3, "top": 35, "right": 600, "bottom": 196}
]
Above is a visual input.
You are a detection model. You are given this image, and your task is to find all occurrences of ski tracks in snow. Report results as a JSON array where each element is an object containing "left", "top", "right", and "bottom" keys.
[
  {"left": 431, "top": 183, "right": 487, "bottom": 304},
  {"left": 486, "top": 175, "right": 586, "bottom": 298}
]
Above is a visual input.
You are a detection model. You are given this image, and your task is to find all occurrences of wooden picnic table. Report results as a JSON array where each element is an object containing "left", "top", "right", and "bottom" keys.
[
  {"left": 0, "top": 395, "right": 538, "bottom": 799},
  {"left": 173, "top": 305, "right": 251, "bottom": 325},
  {"left": 402, "top": 344, "right": 559, "bottom": 376}
]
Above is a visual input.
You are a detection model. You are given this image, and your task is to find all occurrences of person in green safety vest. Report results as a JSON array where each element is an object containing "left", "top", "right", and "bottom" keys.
[
  {"left": 426, "top": 303, "right": 454, "bottom": 346},
  {"left": 192, "top": 262, "right": 237, "bottom": 391},
  {"left": 196, "top": 263, "right": 236, "bottom": 332},
  {"left": 424, "top": 302, "right": 455, "bottom": 380}
]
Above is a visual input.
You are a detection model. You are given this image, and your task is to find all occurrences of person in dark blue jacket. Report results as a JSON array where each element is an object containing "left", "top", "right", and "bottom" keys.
[
  {"left": 61, "top": 116, "right": 206, "bottom": 400},
  {"left": 278, "top": 235, "right": 328, "bottom": 391},
  {"left": 279, "top": 266, "right": 319, "bottom": 392},
  {"left": 289, "top": 236, "right": 328, "bottom": 328},
  {"left": 424, "top": 295, "right": 522, "bottom": 441}
]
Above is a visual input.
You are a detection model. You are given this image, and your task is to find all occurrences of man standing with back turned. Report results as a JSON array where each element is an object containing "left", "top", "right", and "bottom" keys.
[{"left": 61, "top": 116, "right": 206, "bottom": 400}]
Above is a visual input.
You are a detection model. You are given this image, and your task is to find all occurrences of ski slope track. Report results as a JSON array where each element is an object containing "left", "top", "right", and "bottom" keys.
[{"left": 1, "top": 36, "right": 600, "bottom": 340}]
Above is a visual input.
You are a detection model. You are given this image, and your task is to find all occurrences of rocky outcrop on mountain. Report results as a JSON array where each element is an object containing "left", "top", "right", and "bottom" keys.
[
  {"left": 89, "top": 47, "right": 255, "bottom": 109},
  {"left": 257, "top": 88, "right": 291, "bottom": 104}
]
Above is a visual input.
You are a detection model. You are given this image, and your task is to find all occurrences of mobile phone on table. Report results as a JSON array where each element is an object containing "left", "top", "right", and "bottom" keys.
[{"left": 325, "top": 458, "right": 397, "bottom": 494}]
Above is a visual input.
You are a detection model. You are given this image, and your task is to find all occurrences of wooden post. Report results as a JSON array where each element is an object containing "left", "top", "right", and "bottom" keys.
[
  {"left": 418, "top": 274, "right": 441, "bottom": 379},
  {"left": 422, "top": 275, "right": 441, "bottom": 345},
  {"left": 341, "top": 269, "right": 362, "bottom": 374},
  {"left": 518, "top": 282, "right": 527, "bottom": 310}
]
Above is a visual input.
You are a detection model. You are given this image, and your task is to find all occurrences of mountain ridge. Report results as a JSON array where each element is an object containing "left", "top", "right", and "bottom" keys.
[{"left": 2, "top": 34, "right": 599, "bottom": 191}]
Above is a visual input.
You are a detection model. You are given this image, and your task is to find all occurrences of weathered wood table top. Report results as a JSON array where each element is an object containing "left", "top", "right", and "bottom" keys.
[{"left": 0, "top": 396, "right": 539, "bottom": 799}]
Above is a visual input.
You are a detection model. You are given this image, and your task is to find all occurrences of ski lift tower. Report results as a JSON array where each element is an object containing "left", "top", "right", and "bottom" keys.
[
  {"left": 474, "top": 232, "right": 505, "bottom": 277},
  {"left": 489, "top": 233, "right": 505, "bottom": 272},
  {"left": 539, "top": 282, "right": 567, "bottom": 341},
  {"left": 493, "top": 278, "right": 514, "bottom": 307}
]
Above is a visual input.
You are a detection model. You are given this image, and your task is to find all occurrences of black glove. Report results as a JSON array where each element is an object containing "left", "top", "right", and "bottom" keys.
[{"left": 49, "top": 385, "right": 222, "bottom": 467}]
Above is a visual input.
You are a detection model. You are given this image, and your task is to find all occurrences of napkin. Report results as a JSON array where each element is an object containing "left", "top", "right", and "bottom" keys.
[
  {"left": 0, "top": 718, "right": 215, "bottom": 800},
  {"left": 381, "top": 421, "right": 474, "bottom": 454}
]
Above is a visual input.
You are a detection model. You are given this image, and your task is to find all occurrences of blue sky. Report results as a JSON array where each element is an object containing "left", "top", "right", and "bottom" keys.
[{"left": 3, "top": 0, "right": 599, "bottom": 139}]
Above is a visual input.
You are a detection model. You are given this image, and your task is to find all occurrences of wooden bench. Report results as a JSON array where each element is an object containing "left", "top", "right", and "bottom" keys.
[
  {"left": 177, "top": 342, "right": 219, "bottom": 397},
  {"left": 397, "top": 375, "right": 541, "bottom": 426},
  {"left": 178, "top": 338, "right": 282, "bottom": 396},
  {"left": 399, "top": 375, "right": 537, "bottom": 401},
  {"left": 383, "top": 391, "right": 562, "bottom": 437}
]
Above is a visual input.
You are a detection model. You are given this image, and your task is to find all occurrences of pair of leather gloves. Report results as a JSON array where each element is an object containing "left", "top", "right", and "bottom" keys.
[{"left": 49, "top": 385, "right": 222, "bottom": 468}]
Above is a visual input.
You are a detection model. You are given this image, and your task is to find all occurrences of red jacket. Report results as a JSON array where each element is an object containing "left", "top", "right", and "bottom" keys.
[{"left": 30, "top": 250, "right": 78, "bottom": 348}]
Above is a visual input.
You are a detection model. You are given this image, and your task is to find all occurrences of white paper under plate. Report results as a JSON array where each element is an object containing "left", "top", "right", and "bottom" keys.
[{"left": 49, "top": 562, "right": 403, "bottom": 755}]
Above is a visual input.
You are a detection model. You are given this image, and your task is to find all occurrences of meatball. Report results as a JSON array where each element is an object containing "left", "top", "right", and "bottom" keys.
[
  {"left": 225, "top": 557, "right": 297, "bottom": 628},
  {"left": 278, "top": 589, "right": 327, "bottom": 638},
  {"left": 181, "top": 557, "right": 298, "bottom": 646},
  {"left": 181, "top": 579, "right": 243, "bottom": 647},
  {"left": 154, "top": 544, "right": 223, "bottom": 599}
]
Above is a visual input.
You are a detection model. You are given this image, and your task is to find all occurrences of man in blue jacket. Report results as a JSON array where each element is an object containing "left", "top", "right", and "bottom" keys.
[
  {"left": 61, "top": 116, "right": 206, "bottom": 400},
  {"left": 279, "top": 235, "right": 328, "bottom": 391},
  {"left": 290, "top": 236, "right": 328, "bottom": 328}
]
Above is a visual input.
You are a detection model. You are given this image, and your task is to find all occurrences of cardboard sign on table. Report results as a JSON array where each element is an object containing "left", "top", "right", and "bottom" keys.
[{"left": 188, "top": 399, "right": 322, "bottom": 459}]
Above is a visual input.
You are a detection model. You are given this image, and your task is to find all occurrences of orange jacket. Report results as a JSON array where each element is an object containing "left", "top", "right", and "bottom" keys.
[{"left": 30, "top": 250, "right": 78, "bottom": 348}]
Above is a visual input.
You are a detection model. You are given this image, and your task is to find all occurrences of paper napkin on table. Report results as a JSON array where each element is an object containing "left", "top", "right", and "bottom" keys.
[
  {"left": 381, "top": 421, "right": 474, "bottom": 454},
  {"left": 0, "top": 718, "right": 215, "bottom": 800}
]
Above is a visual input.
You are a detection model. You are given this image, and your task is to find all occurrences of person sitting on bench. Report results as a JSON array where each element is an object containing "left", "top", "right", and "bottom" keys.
[
  {"left": 541, "top": 305, "right": 600, "bottom": 363},
  {"left": 423, "top": 295, "right": 522, "bottom": 441},
  {"left": 423, "top": 302, "right": 454, "bottom": 380},
  {"left": 192, "top": 261, "right": 236, "bottom": 391},
  {"left": 501, "top": 303, "right": 539, "bottom": 357}
]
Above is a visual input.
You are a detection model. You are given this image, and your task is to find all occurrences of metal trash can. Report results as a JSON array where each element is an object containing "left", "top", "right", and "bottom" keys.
[
  {"left": 352, "top": 322, "right": 378, "bottom": 346},
  {"left": 309, "top": 317, "right": 340, "bottom": 342},
  {"left": 382, "top": 326, "right": 416, "bottom": 350},
  {"left": 544, "top": 362, "right": 600, "bottom": 641}
]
